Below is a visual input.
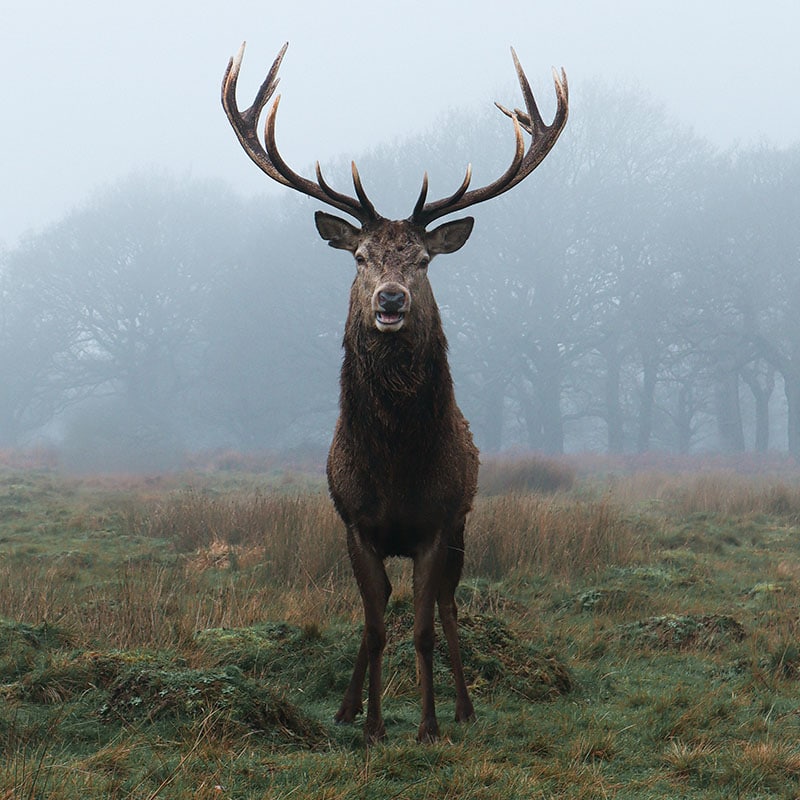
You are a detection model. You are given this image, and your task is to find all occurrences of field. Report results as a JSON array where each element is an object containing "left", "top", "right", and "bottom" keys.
[{"left": 3, "top": 454, "right": 800, "bottom": 798}]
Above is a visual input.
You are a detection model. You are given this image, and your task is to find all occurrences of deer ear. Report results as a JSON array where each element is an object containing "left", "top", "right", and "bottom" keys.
[
  {"left": 315, "top": 211, "right": 362, "bottom": 251},
  {"left": 425, "top": 217, "right": 475, "bottom": 256}
]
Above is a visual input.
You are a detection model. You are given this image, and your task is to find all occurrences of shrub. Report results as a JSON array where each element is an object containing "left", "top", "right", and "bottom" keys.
[{"left": 478, "top": 455, "right": 575, "bottom": 495}]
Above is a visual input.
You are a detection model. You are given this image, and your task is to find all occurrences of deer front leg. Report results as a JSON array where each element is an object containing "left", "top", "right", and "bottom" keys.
[
  {"left": 413, "top": 534, "right": 448, "bottom": 743},
  {"left": 338, "top": 525, "right": 391, "bottom": 744},
  {"left": 438, "top": 522, "right": 475, "bottom": 723}
]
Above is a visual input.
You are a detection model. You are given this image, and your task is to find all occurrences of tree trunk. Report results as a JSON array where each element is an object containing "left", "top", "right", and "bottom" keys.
[
  {"left": 479, "top": 373, "right": 507, "bottom": 453},
  {"left": 517, "top": 340, "right": 564, "bottom": 455},
  {"left": 604, "top": 346, "right": 625, "bottom": 454},
  {"left": 741, "top": 366, "right": 774, "bottom": 453},
  {"left": 637, "top": 353, "right": 658, "bottom": 453},
  {"left": 714, "top": 370, "right": 745, "bottom": 453},
  {"left": 785, "top": 372, "right": 800, "bottom": 459},
  {"left": 538, "top": 341, "right": 564, "bottom": 455},
  {"left": 675, "top": 383, "right": 694, "bottom": 455},
  {"left": 517, "top": 390, "right": 542, "bottom": 451}
]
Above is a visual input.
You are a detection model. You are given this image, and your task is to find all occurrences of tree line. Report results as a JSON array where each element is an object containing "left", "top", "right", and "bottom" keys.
[{"left": 1, "top": 81, "right": 798, "bottom": 468}]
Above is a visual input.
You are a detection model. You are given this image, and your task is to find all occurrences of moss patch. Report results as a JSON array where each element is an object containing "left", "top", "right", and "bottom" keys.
[{"left": 103, "top": 663, "right": 324, "bottom": 745}]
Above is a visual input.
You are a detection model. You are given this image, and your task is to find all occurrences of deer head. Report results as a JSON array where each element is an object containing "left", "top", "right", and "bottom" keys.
[
  {"left": 313, "top": 214, "right": 473, "bottom": 334},
  {"left": 221, "top": 43, "right": 568, "bottom": 335}
]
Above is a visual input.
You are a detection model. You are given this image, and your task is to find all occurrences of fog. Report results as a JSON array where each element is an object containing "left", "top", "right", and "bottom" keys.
[
  {"left": 1, "top": 0, "right": 799, "bottom": 470},
  {"left": 2, "top": 0, "right": 798, "bottom": 248}
]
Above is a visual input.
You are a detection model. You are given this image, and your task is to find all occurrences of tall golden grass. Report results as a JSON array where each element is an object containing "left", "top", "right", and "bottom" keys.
[
  {"left": 0, "top": 473, "right": 648, "bottom": 651},
  {"left": 0, "top": 555, "right": 360, "bottom": 651},
  {"left": 136, "top": 486, "right": 643, "bottom": 583},
  {"left": 14, "top": 456, "right": 800, "bottom": 653},
  {"left": 609, "top": 471, "right": 800, "bottom": 520},
  {"left": 467, "top": 494, "right": 644, "bottom": 579}
]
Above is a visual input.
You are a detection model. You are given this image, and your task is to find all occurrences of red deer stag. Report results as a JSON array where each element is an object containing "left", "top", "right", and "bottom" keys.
[{"left": 221, "top": 42, "right": 568, "bottom": 744}]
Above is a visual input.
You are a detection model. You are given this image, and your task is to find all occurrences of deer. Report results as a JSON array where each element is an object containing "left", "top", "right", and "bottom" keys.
[{"left": 221, "top": 42, "right": 568, "bottom": 744}]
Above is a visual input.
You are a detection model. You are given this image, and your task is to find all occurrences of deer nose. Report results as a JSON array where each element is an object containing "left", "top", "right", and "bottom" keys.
[{"left": 378, "top": 290, "right": 407, "bottom": 313}]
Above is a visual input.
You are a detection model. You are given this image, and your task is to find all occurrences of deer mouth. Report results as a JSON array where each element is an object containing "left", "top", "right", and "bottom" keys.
[{"left": 375, "top": 311, "right": 405, "bottom": 332}]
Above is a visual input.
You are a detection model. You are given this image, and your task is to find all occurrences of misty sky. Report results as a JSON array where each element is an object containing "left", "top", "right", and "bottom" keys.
[{"left": 1, "top": 0, "right": 798, "bottom": 249}]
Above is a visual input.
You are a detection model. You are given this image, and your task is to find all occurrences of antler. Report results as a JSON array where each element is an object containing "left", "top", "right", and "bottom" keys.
[
  {"left": 410, "top": 48, "right": 568, "bottom": 227},
  {"left": 221, "top": 42, "right": 380, "bottom": 224}
]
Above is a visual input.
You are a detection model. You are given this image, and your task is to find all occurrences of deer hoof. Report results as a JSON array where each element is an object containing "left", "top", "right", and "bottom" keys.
[
  {"left": 417, "top": 717, "right": 440, "bottom": 743},
  {"left": 334, "top": 701, "right": 363, "bottom": 724},
  {"left": 455, "top": 700, "right": 476, "bottom": 723},
  {"left": 365, "top": 718, "right": 387, "bottom": 746}
]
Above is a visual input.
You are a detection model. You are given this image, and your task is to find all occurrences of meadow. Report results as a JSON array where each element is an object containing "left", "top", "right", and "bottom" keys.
[{"left": 2, "top": 452, "right": 800, "bottom": 798}]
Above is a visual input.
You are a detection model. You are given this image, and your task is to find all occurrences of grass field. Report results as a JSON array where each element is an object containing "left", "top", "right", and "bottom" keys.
[{"left": 2, "top": 455, "right": 800, "bottom": 798}]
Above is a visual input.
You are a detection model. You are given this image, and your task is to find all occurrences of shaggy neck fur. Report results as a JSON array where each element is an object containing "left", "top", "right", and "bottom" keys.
[{"left": 339, "top": 300, "right": 455, "bottom": 447}]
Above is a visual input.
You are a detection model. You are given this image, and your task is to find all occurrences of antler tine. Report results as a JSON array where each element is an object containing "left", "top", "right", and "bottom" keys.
[
  {"left": 221, "top": 43, "right": 380, "bottom": 224},
  {"left": 221, "top": 42, "right": 292, "bottom": 187},
  {"left": 500, "top": 66, "right": 569, "bottom": 137},
  {"left": 511, "top": 47, "right": 545, "bottom": 135},
  {"left": 350, "top": 162, "right": 380, "bottom": 221},
  {"left": 315, "top": 161, "right": 353, "bottom": 204},
  {"left": 411, "top": 48, "right": 568, "bottom": 227},
  {"left": 410, "top": 165, "right": 474, "bottom": 225},
  {"left": 313, "top": 161, "right": 379, "bottom": 222},
  {"left": 411, "top": 172, "right": 430, "bottom": 221}
]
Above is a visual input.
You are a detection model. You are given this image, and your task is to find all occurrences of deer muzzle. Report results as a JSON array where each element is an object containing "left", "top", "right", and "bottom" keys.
[{"left": 373, "top": 284, "right": 411, "bottom": 332}]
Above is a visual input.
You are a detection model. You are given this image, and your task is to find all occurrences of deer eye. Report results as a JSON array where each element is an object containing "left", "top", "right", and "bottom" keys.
[
  {"left": 355, "top": 254, "right": 367, "bottom": 267},
  {"left": 418, "top": 256, "right": 430, "bottom": 270}
]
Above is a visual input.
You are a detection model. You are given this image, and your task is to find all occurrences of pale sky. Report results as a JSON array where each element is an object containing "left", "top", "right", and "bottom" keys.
[{"left": 1, "top": 0, "right": 798, "bottom": 248}]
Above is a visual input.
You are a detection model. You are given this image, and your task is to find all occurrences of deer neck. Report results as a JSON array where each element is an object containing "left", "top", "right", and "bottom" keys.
[{"left": 339, "top": 312, "right": 454, "bottom": 433}]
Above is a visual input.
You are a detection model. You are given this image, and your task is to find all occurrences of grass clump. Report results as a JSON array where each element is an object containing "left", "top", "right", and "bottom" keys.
[
  {"left": 0, "top": 620, "right": 73, "bottom": 681},
  {"left": 618, "top": 613, "right": 746, "bottom": 651},
  {"left": 458, "top": 614, "right": 572, "bottom": 701},
  {"left": 576, "top": 586, "right": 652, "bottom": 616},
  {"left": 380, "top": 598, "right": 572, "bottom": 703},
  {"left": 104, "top": 663, "right": 324, "bottom": 746},
  {"left": 193, "top": 621, "right": 336, "bottom": 699},
  {"left": 763, "top": 639, "right": 800, "bottom": 679}
]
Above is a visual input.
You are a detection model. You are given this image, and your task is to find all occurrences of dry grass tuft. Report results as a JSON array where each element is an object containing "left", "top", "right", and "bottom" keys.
[
  {"left": 467, "top": 494, "right": 645, "bottom": 580},
  {"left": 134, "top": 489, "right": 350, "bottom": 587},
  {"left": 663, "top": 739, "right": 717, "bottom": 778},
  {"left": 737, "top": 740, "right": 800, "bottom": 776},
  {"left": 608, "top": 470, "right": 800, "bottom": 520}
]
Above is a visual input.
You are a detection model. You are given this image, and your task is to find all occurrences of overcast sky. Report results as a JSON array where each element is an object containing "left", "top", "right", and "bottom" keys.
[{"left": 1, "top": 0, "right": 798, "bottom": 249}]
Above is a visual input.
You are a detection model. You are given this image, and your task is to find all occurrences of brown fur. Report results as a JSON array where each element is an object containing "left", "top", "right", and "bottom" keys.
[{"left": 320, "top": 214, "right": 479, "bottom": 743}]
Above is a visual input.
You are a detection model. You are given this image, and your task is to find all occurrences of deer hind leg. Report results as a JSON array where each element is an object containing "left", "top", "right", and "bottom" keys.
[
  {"left": 437, "top": 522, "right": 475, "bottom": 723},
  {"left": 335, "top": 525, "right": 391, "bottom": 744},
  {"left": 413, "top": 532, "right": 449, "bottom": 743}
]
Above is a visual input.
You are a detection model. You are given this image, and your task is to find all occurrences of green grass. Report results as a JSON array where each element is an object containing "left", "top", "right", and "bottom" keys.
[{"left": 2, "top": 461, "right": 800, "bottom": 798}]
